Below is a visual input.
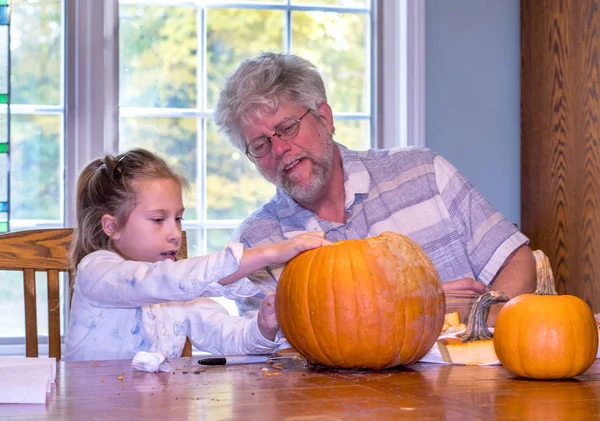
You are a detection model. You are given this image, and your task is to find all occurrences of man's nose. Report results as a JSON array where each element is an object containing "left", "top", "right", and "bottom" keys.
[{"left": 270, "top": 135, "right": 291, "bottom": 158}]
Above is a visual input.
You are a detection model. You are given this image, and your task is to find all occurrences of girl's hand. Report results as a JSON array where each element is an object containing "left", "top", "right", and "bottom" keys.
[
  {"left": 257, "top": 292, "right": 278, "bottom": 341},
  {"left": 265, "top": 231, "right": 331, "bottom": 265}
]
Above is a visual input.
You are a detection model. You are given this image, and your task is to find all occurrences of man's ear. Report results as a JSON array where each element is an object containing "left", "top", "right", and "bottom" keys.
[
  {"left": 101, "top": 214, "right": 121, "bottom": 240},
  {"left": 316, "top": 101, "right": 334, "bottom": 135}
]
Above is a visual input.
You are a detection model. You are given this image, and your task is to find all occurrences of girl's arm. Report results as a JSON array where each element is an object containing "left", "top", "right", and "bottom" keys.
[
  {"left": 218, "top": 231, "right": 328, "bottom": 285},
  {"left": 76, "top": 232, "right": 327, "bottom": 309},
  {"left": 183, "top": 296, "right": 281, "bottom": 355},
  {"left": 76, "top": 246, "right": 251, "bottom": 308}
]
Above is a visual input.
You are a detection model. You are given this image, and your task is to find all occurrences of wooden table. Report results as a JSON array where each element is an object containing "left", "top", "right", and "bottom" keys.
[{"left": 1, "top": 356, "right": 599, "bottom": 420}]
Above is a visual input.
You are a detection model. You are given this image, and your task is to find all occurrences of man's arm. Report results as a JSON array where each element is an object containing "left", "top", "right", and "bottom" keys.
[{"left": 486, "top": 244, "right": 537, "bottom": 325}]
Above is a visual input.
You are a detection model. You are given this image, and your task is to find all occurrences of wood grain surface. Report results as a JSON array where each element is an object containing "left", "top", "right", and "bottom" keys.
[
  {"left": 1, "top": 357, "right": 599, "bottom": 420},
  {"left": 521, "top": 0, "right": 600, "bottom": 311}
]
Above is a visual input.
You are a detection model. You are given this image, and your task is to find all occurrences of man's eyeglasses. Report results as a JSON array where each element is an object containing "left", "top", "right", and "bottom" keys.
[{"left": 245, "top": 108, "right": 312, "bottom": 158}]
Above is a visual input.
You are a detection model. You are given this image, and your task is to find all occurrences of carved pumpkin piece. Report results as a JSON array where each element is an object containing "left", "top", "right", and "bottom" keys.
[{"left": 437, "top": 291, "right": 509, "bottom": 365}]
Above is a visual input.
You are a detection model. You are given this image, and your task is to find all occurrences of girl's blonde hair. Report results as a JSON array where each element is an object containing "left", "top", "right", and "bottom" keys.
[{"left": 69, "top": 148, "right": 188, "bottom": 273}]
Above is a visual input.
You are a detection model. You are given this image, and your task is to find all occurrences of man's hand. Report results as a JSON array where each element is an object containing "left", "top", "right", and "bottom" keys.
[
  {"left": 442, "top": 278, "right": 488, "bottom": 295},
  {"left": 443, "top": 278, "right": 487, "bottom": 324}
]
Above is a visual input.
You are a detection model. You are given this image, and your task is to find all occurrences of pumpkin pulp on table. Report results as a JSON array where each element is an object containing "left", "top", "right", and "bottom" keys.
[
  {"left": 276, "top": 231, "right": 445, "bottom": 370},
  {"left": 493, "top": 250, "right": 598, "bottom": 379}
]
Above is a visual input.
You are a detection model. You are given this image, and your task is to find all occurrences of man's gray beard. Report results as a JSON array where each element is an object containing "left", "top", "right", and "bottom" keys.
[{"left": 270, "top": 137, "right": 335, "bottom": 203}]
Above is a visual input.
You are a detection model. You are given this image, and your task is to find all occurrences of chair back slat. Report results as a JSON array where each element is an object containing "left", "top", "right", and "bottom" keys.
[
  {"left": 48, "top": 269, "right": 61, "bottom": 359},
  {"left": 23, "top": 268, "right": 39, "bottom": 357}
]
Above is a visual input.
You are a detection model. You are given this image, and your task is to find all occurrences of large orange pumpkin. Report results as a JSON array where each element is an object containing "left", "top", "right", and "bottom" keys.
[
  {"left": 276, "top": 231, "right": 445, "bottom": 370},
  {"left": 494, "top": 250, "right": 598, "bottom": 379}
]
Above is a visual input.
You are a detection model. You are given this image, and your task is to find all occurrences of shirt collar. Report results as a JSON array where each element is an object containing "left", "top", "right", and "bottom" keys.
[{"left": 274, "top": 143, "right": 372, "bottom": 234}]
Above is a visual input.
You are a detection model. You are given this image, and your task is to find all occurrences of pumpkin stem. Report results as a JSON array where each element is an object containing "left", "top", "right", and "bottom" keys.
[
  {"left": 533, "top": 250, "right": 558, "bottom": 296},
  {"left": 457, "top": 291, "right": 509, "bottom": 342}
]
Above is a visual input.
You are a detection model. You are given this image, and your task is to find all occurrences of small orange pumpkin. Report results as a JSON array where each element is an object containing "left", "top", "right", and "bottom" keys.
[
  {"left": 494, "top": 250, "right": 598, "bottom": 379},
  {"left": 276, "top": 231, "right": 445, "bottom": 370}
]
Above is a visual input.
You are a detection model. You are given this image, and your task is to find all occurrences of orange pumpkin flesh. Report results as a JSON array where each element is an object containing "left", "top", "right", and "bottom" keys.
[
  {"left": 494, "top": 250, "right": 598, "bottom": 379},
  {"left": 276, "top": 231, "right": 445, "bottom": 370}
]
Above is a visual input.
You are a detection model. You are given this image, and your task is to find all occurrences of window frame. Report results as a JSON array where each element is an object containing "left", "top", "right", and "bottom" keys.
[
  {"left": 65, "top": 0, "right": 425, "bottom": 229},
  {"left": 0, "top": 0, "right": 426, "bottom": 356}
]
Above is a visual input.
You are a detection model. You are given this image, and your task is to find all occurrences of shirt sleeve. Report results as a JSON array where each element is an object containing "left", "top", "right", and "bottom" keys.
[
  {"left": 232, "top": 223, "right": 283, "bottom": 316},
  {"left": 433, "top": 155, "right": 529, "bottom": 284},
  {"left": 75, "top": 244, "right": 262, "bottom": 308},
  {"left": 183, "top": 297, "right": 282, "bottom": 355}
]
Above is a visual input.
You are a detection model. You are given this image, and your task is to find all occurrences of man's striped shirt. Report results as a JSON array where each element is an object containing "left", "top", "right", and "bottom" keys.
[{"left": 232, "top": 144, "right": 528, "bottom": 315}]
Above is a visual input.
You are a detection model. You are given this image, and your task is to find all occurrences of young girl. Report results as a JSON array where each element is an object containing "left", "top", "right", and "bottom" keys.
[{"left": 63, "top": 148, "right": 326, "bottom": 361}]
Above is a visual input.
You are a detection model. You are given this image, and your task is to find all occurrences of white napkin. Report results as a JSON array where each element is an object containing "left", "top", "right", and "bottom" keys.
[
  {"left": 0, "top": 358, "right": 56, "bottom": 403},
  {"left": 131, "top": 351, "right": 171, "bottom": 372},
  {"left": 418, "top": 328, "right": 501, "bottom": 366},
  {"left": 0, "top": 357, "right": 56, "bottom": 383}
]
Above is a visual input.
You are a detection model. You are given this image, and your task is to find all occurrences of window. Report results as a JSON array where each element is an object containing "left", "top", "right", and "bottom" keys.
[{"left": 0, "top": 0, "right": 424, "bottom": 355}]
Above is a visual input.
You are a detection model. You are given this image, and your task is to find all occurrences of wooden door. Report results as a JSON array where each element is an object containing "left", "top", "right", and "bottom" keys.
[{"left": 521, "top": 0, "right": 600, "bottom": 311}]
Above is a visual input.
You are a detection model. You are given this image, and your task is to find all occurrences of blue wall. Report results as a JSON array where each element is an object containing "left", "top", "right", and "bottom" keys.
[{"left": 426, "top": 0, "right": 521, "bottom": 225}]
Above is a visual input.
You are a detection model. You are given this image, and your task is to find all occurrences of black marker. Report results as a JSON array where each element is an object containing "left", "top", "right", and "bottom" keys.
[{"left": 198, "top": 355, "right": 270, "bottom": 365}]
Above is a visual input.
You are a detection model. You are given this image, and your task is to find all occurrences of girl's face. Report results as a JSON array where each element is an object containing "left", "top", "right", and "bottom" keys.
[{"left": 110, "top": 178, "right": 184, "bottom": 263}]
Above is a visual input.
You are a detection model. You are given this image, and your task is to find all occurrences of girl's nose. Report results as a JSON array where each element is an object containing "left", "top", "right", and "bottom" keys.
[{"left": 167, "top": 223, "right": 182, "bottom": 245}]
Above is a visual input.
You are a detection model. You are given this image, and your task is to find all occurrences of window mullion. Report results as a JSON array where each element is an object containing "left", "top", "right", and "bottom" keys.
[{"left": 65, "top": 0, "right": 119, "bottom": 228}]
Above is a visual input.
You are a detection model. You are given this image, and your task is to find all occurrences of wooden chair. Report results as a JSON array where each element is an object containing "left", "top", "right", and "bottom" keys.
[{"left": 0, "top": 228, "right": 192, "bottom": 360}]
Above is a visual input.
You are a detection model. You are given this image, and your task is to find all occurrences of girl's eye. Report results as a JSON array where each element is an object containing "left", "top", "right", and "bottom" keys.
[
  {"left": 176, "top": 217, "right": 184, "bottom": 222},
  {"left": 152, "top": 218, "right": 164, "bottom": 223}
]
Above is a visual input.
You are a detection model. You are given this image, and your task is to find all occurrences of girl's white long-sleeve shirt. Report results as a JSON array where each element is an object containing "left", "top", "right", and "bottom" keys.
[{"left": 63, "top": 243, "right": 282, "bottom": 361}]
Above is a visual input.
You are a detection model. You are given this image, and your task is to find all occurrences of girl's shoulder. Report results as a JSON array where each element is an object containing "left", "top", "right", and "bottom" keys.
[{"left": 78, "top": 249, "right": 123, "bottom": 269}]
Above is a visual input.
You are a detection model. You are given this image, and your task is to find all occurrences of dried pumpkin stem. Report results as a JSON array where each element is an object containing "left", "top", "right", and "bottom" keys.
[
  {"left": 457, "top": 291, "right": 509, "bottom": 342},
  {"left": 533, "top": 250, "right": 558, "bottom": 296}
]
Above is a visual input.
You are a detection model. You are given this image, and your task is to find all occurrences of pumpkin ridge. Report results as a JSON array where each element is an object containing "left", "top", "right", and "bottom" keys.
[
  {"left": 368, "top": 241, "right": 396, "bottom": 367},
  {"left": 413, "top": 270, "right": 441, "bottom": 363},
  {"left": 297, "top": 255, "right": 318, "bottom": 362},
  {"left": 311, "top": 248, "right": 337, "bottom": 366},
  {"left": 286, "top": 251, "right": 327, "bottom": 365},
  {"left": 354, "top": 241, "right": 382, "bottom": 367},
  {"left": 566, "top": 299, "right": 578, "bottom": 378},
  {"left": 367, "top": 239, "right": 404, "bottom": 367},
  {"left": 567, "top": 296, "right": 596, "bottom": 376},
  {"left": 372, "top": 246, "right": 387, "bottom": 367},
  {"left": 329, "top": 242, "right": 345, "bottom": 366},
  {"left": 514, "top": 300, "right": 528, "bottom": 377},
  {"left": 283, "top": 258, "right": 309, "bottom": 359}
]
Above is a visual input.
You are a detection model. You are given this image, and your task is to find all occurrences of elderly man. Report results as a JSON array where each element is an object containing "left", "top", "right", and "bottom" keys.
[{"left": 214, "top": 52, "right": 535, "bottom": 325}]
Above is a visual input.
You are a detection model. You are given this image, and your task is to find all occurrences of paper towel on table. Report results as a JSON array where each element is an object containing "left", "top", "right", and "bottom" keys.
[
  {"left": 0, "top": 357, "right": 56, "bottom": 383},
  {"left": 418, "top": 328, "right": 501, "bottom": 366},
  {"left": 0, "top": 364, "right": 53, "bottom": 403},
  {"left": 132, "top": 351, "right": 171, "bottom": 372}
]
